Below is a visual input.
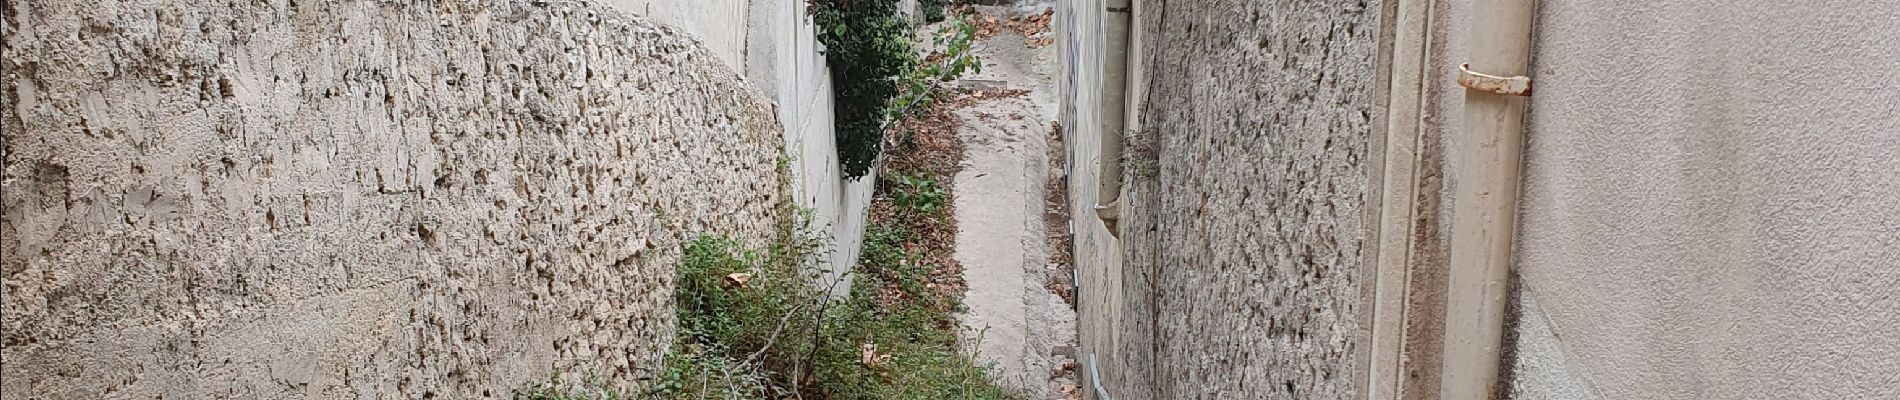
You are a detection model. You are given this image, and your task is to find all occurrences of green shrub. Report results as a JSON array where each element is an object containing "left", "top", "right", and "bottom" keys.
[
  {"left": 642, "top": 227, "right": 1013, "bottom": 399},
  {"left": 890, "top": 16, "right": 982, "bottom": 123},
  {"left": 808, "top": 226, "right": 1012, "bottom": 400},
  {"left": 893, "top": 174, "right": 949, "bottom": 215},
  {"left": 512, "top": 376, "right": 626, "bottom": 400},
  {"left": 814, "top": 2, "right": 982, "bottom": 179},
  {"left": 814, "top": 0, "right": 918, "bottom": 179},
  {"left": 647, "top": 340, "right": 771, "bottom": 399},
  {"left": 921, "top": 0, "right": 947, "bottom": 23}
]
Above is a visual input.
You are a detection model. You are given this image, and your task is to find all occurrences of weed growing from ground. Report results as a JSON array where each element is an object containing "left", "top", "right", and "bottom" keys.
[
  {"left": 517, "top": 7, "right": 1001, "bottom": 398},
  {"left": 516, "top": 222, "right": 1012, "bottom": 400},
  {"left": 512, "top": 375, "right": 627, "bottom": 400},
  {"left": 893, "top": 174, "right": 949, "bottom": 216}
]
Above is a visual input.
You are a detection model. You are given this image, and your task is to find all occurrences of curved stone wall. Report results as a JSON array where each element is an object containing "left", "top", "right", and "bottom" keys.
[{"left": 1, "top": 1, "right": 782, "bottom": 398}]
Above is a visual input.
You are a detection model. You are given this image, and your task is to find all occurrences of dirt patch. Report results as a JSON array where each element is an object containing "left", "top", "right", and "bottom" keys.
[
  {"left": 970, "top": 5, "right": 1055, "bottom": 47},
  {"left": 1043, "top": 122, "right": 1076, "bottom": 307},
  {"left": 875, "top": 91, "right": 981, "bottom": 304}
]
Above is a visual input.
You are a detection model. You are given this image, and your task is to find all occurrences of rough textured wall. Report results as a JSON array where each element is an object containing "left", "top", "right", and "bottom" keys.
[
  {"left": 1506, "top": 1, "right": 1900, "bottom": 399},
  {"left": 1124, "top": 0, "right": 1380, "bottom": 398},
  {"left": 0, "top": 1, "right": 782, "bottom": 398}
]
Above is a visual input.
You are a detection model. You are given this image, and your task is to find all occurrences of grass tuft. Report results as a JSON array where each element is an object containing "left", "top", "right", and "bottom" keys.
[{"left": 516, "top": 219, "right": 1013, "bottom": 400}]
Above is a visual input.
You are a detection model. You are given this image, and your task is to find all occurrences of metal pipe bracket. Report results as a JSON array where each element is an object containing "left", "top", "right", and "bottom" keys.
[{"left": 1457, "top": 63, "right": 1533, "bottom": 96}]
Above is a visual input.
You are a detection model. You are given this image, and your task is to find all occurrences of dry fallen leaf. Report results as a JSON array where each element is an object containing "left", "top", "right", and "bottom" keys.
[
  {"left": 859, "top": 343, "right": 892, "bottom": 369},
  {"left": 723, "top": 272, "right": 753, "bottom": 288}
]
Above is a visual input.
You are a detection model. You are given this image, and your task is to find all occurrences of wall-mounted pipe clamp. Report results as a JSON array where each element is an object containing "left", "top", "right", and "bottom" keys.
[{"left": 1456, "top": 63, "right": 1533, "bottom": 96}]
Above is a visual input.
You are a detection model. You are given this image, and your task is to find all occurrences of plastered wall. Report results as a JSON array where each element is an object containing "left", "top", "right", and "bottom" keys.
[
  {"left": 0, "top": 1, "right": 783, "bottom": 398},
  {"left": 1504, "top": 1, "right": 1900, "bottom": 399},
  {"left": 604, "top": 0, "right": 876, "bottom": 280}
]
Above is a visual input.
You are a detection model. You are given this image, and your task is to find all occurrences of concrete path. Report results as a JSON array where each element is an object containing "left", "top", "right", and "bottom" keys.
[{"left": 950, "top": 4, "right": 1077, "bottom": 399}]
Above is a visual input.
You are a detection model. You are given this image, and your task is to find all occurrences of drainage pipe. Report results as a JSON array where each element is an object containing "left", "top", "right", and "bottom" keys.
[
  {"left": 1092, "top": 0, "right": 1134, "bottom": 232},
  {"left": 1440, "top": 0, "right": 1535, "bottom": 398}
]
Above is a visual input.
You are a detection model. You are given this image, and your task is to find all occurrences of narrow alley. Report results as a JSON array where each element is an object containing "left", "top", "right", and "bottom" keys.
[{"left": 10, "top": 0, "right": 1898, "bottom": 399}]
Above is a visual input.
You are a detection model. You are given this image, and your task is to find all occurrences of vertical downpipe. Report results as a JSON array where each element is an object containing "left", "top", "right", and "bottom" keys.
[
  {"left": 1441, "top": 0, "right": 1535, "bottom": 399},
  {"left": 1093, "top": 0, "right": 1133, "bottom": 232}
]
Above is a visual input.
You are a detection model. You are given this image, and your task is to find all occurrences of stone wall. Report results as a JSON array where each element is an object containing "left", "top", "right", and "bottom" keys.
[
  {"left": 597, "top": 0, "right": 877, "bottom": 287},
  {"left": 1120, "top": 0, "right": 1381, "bottom": 398},
  {"left": 0, "top": 1, "right": 783, "bottom": 398}
]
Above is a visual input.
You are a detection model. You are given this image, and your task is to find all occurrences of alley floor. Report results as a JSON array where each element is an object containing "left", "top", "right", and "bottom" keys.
[{"left": 943, "top": 4, "right": 1080, "bottom": 399}]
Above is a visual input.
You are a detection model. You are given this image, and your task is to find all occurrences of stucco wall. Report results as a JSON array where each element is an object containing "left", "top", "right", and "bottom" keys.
[
  {"left": 1118, "top": 0, "right": 1382, "bottom": 398},
  {"left": 0, "top": 1, "right": 783, "bottom": 398},
  {"left": 1504, "top": 1, "right": 1900, "bottom": 399}
]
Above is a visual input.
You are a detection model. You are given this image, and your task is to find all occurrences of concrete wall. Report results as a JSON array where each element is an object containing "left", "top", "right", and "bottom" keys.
[
  {"left": 1374, "top": 0, "right": 1900, "bottom": 398},
  {"left": 743, "top": 0, "right": 876, "bottom": 284},
  {"left": 601, "top": 0, "right": 749, "bottom": 71},
  {"left": 0, "top": 1, "right": 784, "bottom": 398},
  {"left": 1074, "top": 0, "right": 1900, "bottom": 398},
  {"left": 1105, "top": 0, "right": 1384, "bottom": 398},
  {"left": 1502, "top": 1, "right": 1900, "bottom": 399},
  {"left": 1053, "top": 1, "right": 1127, "bottom": 399}
]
